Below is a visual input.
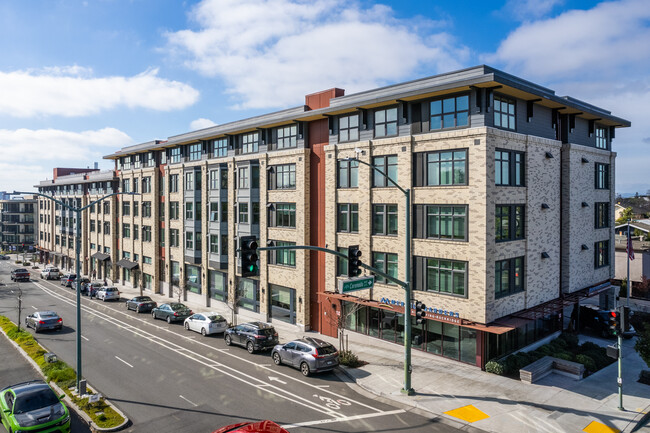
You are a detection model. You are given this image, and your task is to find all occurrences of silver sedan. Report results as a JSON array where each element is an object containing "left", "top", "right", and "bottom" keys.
[
  {"left": 25, "top": 311, "right": 63, "bottom": 333},
  {"left": 184, "top": 312, "right": 228, "bottom": 336}
]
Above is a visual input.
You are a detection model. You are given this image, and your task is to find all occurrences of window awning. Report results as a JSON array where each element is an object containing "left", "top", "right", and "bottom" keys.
[
  {"left": 116, "top": 259, "right": 138, "bottom": 270},
  {"left": 91, "top": 252, "right": 111, "bottom": 261}
]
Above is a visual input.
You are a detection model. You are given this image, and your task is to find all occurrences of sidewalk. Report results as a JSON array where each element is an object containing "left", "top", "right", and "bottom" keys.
[{"left": 111, "top": 281, "right": 650, "bottom": 433}]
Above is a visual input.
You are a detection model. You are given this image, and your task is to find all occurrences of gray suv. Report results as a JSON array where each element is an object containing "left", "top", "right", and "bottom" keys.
[
  {"left": 224, "top": 322, "right": 278, "bottom": 353},
  {"left": 271, "top": 337, "right": 339, "bottom": 376}
]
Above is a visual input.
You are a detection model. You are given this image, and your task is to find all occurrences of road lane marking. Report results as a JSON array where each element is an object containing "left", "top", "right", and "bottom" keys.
[
  {"left": 81, "top": 335, "right": 89, "bottom": 341},
  {"left": 33, "top": 281, "right": 384, "bottom": 418},
  {"left": 281, "top": 409, "right": 406, "bottom": 428},
  {"left": 268, "top": 376, "right": 287, "bottom": 385},
  {"left": 179, "top": 395, "right": 198, "bottom": 407},
  {"left": 115, "top": 356, "right": 134, "bottom": 368},
  {"left": 31, "top": 305, "right": 37, "bottom": 309}
]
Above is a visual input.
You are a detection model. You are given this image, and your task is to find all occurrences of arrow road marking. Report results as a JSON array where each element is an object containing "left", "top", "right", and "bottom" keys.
[{"left": 268, "top": 376, "right": 287, "bottom": 385}]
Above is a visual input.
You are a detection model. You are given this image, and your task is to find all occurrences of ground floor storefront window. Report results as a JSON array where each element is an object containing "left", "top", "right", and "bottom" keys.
[
  {"left": 186, "top": 265, "right": 201, "bottom": 294},
  {"left": 143, "top": 273, "right": 153, "bottom": 290},
  {"left": 486, "top": 312, "right": 561, "bottom": 361},
  {"left": 270, "top": 284, "right": 295, "bottom": 324},
  {"left": 209, "top": 270, "right": 227, "bottom": 302},
  {"left": 238, "top": 278, "right": 259, "bottom": 312}
]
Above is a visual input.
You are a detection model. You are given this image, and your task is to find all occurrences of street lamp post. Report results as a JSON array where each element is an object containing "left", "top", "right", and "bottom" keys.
[
  {"left": 14, "top": 190, "right": 136, "bottom": 392},
  {"left": 344, "top": 157, "right": 414, "bottom": 395}
]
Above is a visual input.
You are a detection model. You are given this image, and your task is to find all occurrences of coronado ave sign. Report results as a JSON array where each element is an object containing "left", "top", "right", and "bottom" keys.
[{"left": 339, "top": 276, "right": 375, "bottom": 293}]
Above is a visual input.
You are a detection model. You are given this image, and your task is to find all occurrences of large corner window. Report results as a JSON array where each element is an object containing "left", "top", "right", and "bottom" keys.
[
  {"left": 495, "top": 204, "right": 525, "bottom": 242},
  {"left": 415, "top": 257, "right": 467, "bottom": 297},
  {"left": 430, "top": 94, "right": 469, "bottom": 130}
]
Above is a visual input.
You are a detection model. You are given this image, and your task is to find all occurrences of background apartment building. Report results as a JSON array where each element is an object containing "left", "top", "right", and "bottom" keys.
[
  {"left": 0, "top": 195, "right": 37, "bottom": 253},
  {"left": 66, "top": 65, "right": 625, "bottom": 369}
]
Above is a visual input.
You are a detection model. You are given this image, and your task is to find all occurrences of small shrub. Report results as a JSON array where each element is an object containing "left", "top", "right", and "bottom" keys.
[
  {"left": 558, "top": 333, "right": 579, "bottom": 347},
  {"left": 551, "top": 338, "right": 568, "bottom": 350},
  {"left": 339, "top": 350, "right": 361, "bottom": 368},
  {"left": 43, "top": 362, "right": 76, "bottom": 383},
  {"left": 639, "top": 370, "right": 650, "bottom": 385},
  {"left": 15, "top": 260, "right": 22, "bottom": 264},
  {"left": 536, "top": 345, "right": 554, "bottom": 356},
  {"left": 576, "top": 354, "right": 597, "bottom": 372},
  {"left": 23, "top": 262, "right": 31, "bottom": 266},
  {"left": 555, "top": 352, "right": 573, "bottom": 362},
  {"left": 32, "top": 266, "right": 39, "bottom": 269},
  {"left": 579, "top": 342, "right": 600, "bottom": 353},
  {"left": 485, "top": 359, "right": 507, "bottom": 375}
]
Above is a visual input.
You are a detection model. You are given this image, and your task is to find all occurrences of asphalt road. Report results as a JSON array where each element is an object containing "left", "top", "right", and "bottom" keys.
[{"left": 0, "top": 261, "right": 459, "bottom": 433}]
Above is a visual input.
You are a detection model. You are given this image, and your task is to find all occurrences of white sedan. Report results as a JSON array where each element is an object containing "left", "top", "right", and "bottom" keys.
[{"left": 184, "top": 312, "right": 228, "bottom": 336}]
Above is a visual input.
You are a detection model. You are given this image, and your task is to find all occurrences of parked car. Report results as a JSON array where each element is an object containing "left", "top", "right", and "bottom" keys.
[
  {"left": 125, "top": 296, "right": 157, "bottom": 313},
  {"left": 579, "top": 305, "right": 636, "bottom": 339},
  {"left": 40, "top": 267, "right": 60, "bottom": 280},
  {"left": 224, "top": 322, "right": 279, "bottom": 353},
  {"left": 72, "top": 277, "right": 90, "bottom": 292},
  {"left": 271, "top": 337, "right": 339, "bottom": 376},
  {"left": 152, "top": 303, "right": 193, "bottom": 324},
  {"left": 0, "top": 254, "right": 11, "bottom": 260},
  {"left": 212, "top": 420, "right": 288, "bottom": 433},
  {"left": 60, "top": 273, "right": 76, "bottom": 287},
  {"left": 96, "top": 286, "right": 120, "bottom": 302},
  {"left": 10, "top": 268, "right": 30, "bottom": 282},
  {"left": 184, "top": 312, "right": 228, "bottom": 336},
  {"left": 85, "top": 281, "right": 104, "bottom": 297},
  {"left": 0, "top": 380, "right": 70, "bottom": 433},
  {"left": 24, "top": 311, "right": 63, "bottom": 332}
]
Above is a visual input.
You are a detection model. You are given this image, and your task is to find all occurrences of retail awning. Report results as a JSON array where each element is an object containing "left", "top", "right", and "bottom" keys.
[
  {"left": 91, "top": 252, "right": 111, "bottom": 261},
  {"left": 116, "top": 259, "right": 138, "bottom": 270}
]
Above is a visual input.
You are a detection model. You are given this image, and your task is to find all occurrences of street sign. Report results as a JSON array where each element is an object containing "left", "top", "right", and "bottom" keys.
[{"left": 339, "top": 276, "right": 374, "bottom": 293}]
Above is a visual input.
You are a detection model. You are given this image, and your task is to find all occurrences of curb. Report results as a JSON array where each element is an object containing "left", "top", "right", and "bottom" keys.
[{"left": 0, "top": 323, "right": 129, "bottom": 432}]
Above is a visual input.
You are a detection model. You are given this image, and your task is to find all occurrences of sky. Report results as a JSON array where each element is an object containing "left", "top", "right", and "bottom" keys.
[{"left": 0, "top": 0, "right": 648, "bottom": 195}]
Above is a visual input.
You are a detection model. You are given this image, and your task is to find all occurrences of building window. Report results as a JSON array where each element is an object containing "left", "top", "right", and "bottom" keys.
[
  {"left": 170, "top": 147, "right": 181, "bottom": 163},
  {"left": 220, "top": 168, "right": 228, "bottom": 189},
  {"left": 339, "top": 114, "right": 359, "bottom": 142},
  {"left": 337, "top": 159, "right": 359, "bottom": 188},
  {"left": 221, "top": 200, "right": 228, "bottom": 223},
  {"left": 221, "top": 234, "right": 228, "bottom": 255},
  {"left": 169, "top": 174, "right": 179, "bottom": 193},
  {"left": 210, "top": 235, "right": 219, "bottom": 253},
  {"left": 415, "top": 257, "right": 467, "bottom": 297},
  {"left": 90, "top": 220, "right": 95, "bottom": 232},
  {"left": 132, "top": 178, "right": 139, "bottom": 194},
  {"left": 595, "top": 240, "right": 610, "bottom": 268},
  {"left": 242, "top": 132, "right": 259, "bottom": 154},
  {"left": 170, "top": 229, "right": 179, "bottom": 247},
  {"left": 495, "top": 204, "right": 525, "bottom": 242},
  {"left": 122, "top": 179, "right": 130, "bottom": 193},
  {"left": 277, "top": 124, "right": 297, "bottom": 149},
  {"left": 372, "top": 155, "right": 398, "bottom": 187},
  {"left": 122, "top": 223, "right": 131, "bottom": 238},
  {"left": 146, "top": 152, "right": 155, "bottom": 167},
  {"left": 213, "top": 138, "right": 228, "bottom": 158},
  {"left": 430, "top": 94, "right": 469, "bottom": 130},
  {"left": 185, "top": 172, "right": 194, "bottom": 191},
  {"left": 133, "top": 224, "right": 139, "bottom": 240},
  {"left": 209, "top": 170, "right": 219, "bottom": 190},
  {"left": 252, "top": 202, "right": 260, "bottom": 224},
  {"left": 372, "top": 252, "right": 398, "bottom": 285},
  {"left": 269, "top": 203, "right": 296, "bottom": 228},
  {"left": 238, "top": 167, "right": 249, "bottom": 189},
  {"left": 494, "top": 95, "right": 516, "bottom": 130},
  {"left": 495, "top": 149, "right": 525, "bottom": 186},
  {"left": 337, "top": 204, "right": 359, "bottom": 233},
  {"left": 142, "top": 201, "right": 151, "bottom": 218},
  {"left": 189, "top": 143, "right": 202, "bottom": 161},
  {"left": 595, "top": 163, "right": 610, "bottom": 190},
  {"left": 596, "top": 127, "right": 608, "bottom": 149},
  {"left": 269, "top": 240, "right": 296, "bottom": 267},
  {"left": 169, "top": 202, "right": 179, "bottom": 220},
  {"left": 142, "top": 226, "right": 151, "bottom": 242},
  {"left": 372, "top": 204, "right": 398, "bottom": 236},
  {"left": 122, "top": 156, "right": 132, "bottom": 170},
  {"left": 415, "top": 205, "right": 467, "bottom": 241},
  {"left": 495, "top": 257, "right": 524, "bottom": 299},
  {"left": 185, "top": 231, "right": 194, "bottom": 249},
  {"left": 595, "top": 202, "right": 610, "bottom": 229},
  {"left": 103, "top": 222, "right": 111, "bottom": 235},
  {"left": 210, "top": 202, "right": 219, "bottom": 222},
  {"left": 424, "top": 150, "right": 467, "bottom": 186},
  {"left": 270, "top": 164, "right": 296, "bottom": 190},
  {"left": 142, "top": 177, "right": 151, "bottom": 194},
  {"left": 158, "top": 227, "right": 162, "bottom": 246},
  {"left": 184, "top": 202, "right": 193, "bottom": 220},
  {"left": 336, "top": 247, "right": 348, "bottom": 276},
  {"left": 239, "top": 203, "right": 249, "bottom": 224},
  {"left": 374, "top": 107, "right": 398, "bottom": 138}
]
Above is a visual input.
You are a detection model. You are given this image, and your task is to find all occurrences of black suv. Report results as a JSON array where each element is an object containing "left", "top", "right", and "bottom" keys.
[{"left": 224, "top": 322, "right": 279, "bottom": 353}]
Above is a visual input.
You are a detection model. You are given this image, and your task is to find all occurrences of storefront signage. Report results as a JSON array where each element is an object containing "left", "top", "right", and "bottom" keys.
[{"left": 379, "top": 297, "right": 461, "bottom": 322}]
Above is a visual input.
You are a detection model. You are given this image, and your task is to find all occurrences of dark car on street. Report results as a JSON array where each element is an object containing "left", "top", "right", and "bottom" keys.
[
  {"left": 60, "top": 273, "right": 76, "bottom": 287},
  {"left": 24, "top": 311, "right": 63, "bottom": 333},
  {"left": 272, "top": 337, "right": 339, "bottom": 376},
  {"left": 579, "top": 305, "right": 635, "bottom": 338},
  {"left": 0, "top": 380, "right": 70, "bottom": 433},
  {"left": 224, "top": 322, "right": 278, "bottom": 353},
  {"left": 0, "top": 254, "right": 11, "bottom": 260},
  {"left": 10, "top": 268, "right": 30, "bottom": 282},
  {"left": 152, "top": 303, "right": 193, "bottom": 323},
  {"left": 126, "top": 296, "right": 157, "bottom": 313}
]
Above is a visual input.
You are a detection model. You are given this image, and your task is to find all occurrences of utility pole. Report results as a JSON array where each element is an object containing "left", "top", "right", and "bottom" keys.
[{"left": 17, "top": 287, "right": 23, "bottom": 332}]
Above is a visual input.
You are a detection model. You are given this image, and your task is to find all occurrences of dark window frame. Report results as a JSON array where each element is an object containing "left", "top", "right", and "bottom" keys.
[
  {"left": 372, "top": 204, "right": 398, "bottom": 236},
  {"left": 594, "top": 240, "right": 610, "bottom": 269},
  {"left": 595, "top": 202, "right": 610, "bottom": 229},
  {"left": 430, "top": 93, "right": 470, "bottom": 131},
  {"left": 495, "top": 149, "right": 525, "bottom": 186},
  {"left": 339, "top": 113, "right": 360, "bottom": 142},
  {"left": 374, "top": 106, "right": 398, "bottom": 138},
  {"left": 337, "top": 203, "right": 359, "bottom": 233},
  {"left": 495, "top": 204, "right": 525, "bottom": 242},
  {"left": 494, "top": 95, "right": 516, "bottom": 131},
  {"left": 595, "top": 163, "right": 610, "bottom": 190},
  {"left": 337, "top": 159, "right": 359, "bottom": 188},
  {"left": 495, "top": 256, "right": 525, "bottom": 299},
  {"left": 372, "top": 155, "right": 398, "bottom": 188}
]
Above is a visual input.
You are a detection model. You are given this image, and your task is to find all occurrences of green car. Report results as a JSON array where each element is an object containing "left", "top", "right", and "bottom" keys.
[{"left": 0, "top": 380, "right": 70, "bottom": 433}]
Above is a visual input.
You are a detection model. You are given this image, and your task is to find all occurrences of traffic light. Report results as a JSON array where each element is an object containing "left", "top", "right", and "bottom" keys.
[
  {"left": 415, "top": 301, "right": 427, "bottom": 325},
  {"left": 608, "top": 310, "right": 620, "bottom": 335},
  {"left": 347, "top": 245, "right": 362, "bottom": 278},
  {"left": 240, "top": 236, "right": 259, "bottom": 277}
]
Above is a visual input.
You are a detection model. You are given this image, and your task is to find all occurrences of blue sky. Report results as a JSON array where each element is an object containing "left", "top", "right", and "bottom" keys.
[{"left": 1, "top": 0, "right": 648, "bottom": 195}]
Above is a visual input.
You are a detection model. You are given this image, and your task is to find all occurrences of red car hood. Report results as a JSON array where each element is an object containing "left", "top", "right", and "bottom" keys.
[{"left": 212, "top": 420, "right": 288, "bottom": 433}]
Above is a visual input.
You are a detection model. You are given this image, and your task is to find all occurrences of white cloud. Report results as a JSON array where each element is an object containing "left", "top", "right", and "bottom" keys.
[
  {"left": 0, "top": 67, "right": 200, "bottom": 118},
  {"left": 501, "top": 0, "right": 564, "bottom": 21},
  {"left": 0, "top": 127, "right": 132, "bottom": 192},
  {"left": 190, "top": 118, "right": 217, "bottom": 130},
  {"left": 165, "top": 0, "right": 469, "bottom": 109}
]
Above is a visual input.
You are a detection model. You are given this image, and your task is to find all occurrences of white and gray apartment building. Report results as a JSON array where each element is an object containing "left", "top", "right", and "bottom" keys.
[{"left": 39, "top": 65, "right": 629, "bottom": 369}]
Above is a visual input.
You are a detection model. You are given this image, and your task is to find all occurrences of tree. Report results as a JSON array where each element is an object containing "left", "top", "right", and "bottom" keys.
[
  {"left": 616, "top": 207, "right": 635, "bottom": 225},
  {"left": 330, "top": 301, "right": 365, "bottom": 352},
  {"left": 635, "top": 327, "right": 650, "bottom": 368}
]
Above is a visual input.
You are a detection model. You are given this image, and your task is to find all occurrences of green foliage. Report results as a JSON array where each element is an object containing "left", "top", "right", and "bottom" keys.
[
  {"left": 616, "top": 207, "right": 635, "bottom": 225},
  {"left": 635, "top": 327, "right": 650, "bottom": 368},
  {"left": 578, "top": 341, "right": 600, "bottom": 353},
  {"left": 576, "top": 354, "right": 597, "bottom": 372},
  {"left": 339, "top": 350, "right": 362, "bottom": 368},
  {"left": 555, "top": 352, "right": 574, "bottom": 361},
  {"left": 42, "top": 361, "right": 76, "bottom": 383},
  {"left": 558, "top": 333, "right": 579, "bottom": 348},
  {"left": 485, "top": 359, "right": 507, "bottom": 375}
]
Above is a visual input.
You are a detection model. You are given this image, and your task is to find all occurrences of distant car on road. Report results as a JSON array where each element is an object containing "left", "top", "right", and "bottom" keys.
[
  {"left": 184, "top": 312, "right": 228, "bottom": 336},
  {"left": 10, "top": 268, "right": 30, "bottom": 282},
  {"left": 96, "top": 286, "right": 120, "bottom": 302},
  {"left": 0, "top": 380, "right": 70, "bottom": 433},
  {"left": 0, "top": 254, "right": 10, "bottom": 260},
  {"left": 212, "top": 420, "right": 288, "bottom": 433},
  {"left": 84, "top": 281, "right": 104, "bottom": 297},
  {"left": 60, "top": 273, "right": 76, "bottom": 287},
  {"left": 152, "top": 303, "right": 193, "bottom": 324},
  {"left": 125, "top": 296, "right": 157, "bottom": 313},
  {"left": 24, "top": 311, "right": 63, "bottom": 332},
  {"left": 224, "top": 322, "right": 278, "bottom": 353},
  {"left": 271, "top": 337, "right": 339, "bottom": 376},
  {"left": 40, "top": 267, "right": 60, "bottom": 280}
]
